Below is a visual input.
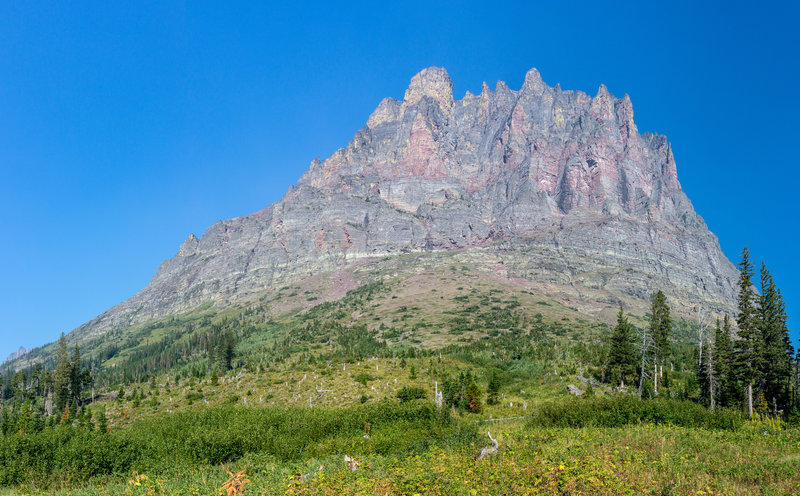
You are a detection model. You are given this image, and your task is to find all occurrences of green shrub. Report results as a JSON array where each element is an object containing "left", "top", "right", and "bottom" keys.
[
  {"left": 528, "top": 396, "right": 743, "bottom": 430},
  {"left": 354, "top": 372, "right": 373, "bottom": 386},
  {"left": 0, "top": 401, "right": 476, "bottom": 488},
  {"left": 397, "top": 386, "right": 427, "bottom": 402},
  {"left": 185, "top": 391, "right": 203, "bottom": 402}
]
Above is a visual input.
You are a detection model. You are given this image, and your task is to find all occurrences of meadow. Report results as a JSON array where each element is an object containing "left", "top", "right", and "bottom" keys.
[{"left": 3, "top": 262, "right": 799, "bottom": 495}]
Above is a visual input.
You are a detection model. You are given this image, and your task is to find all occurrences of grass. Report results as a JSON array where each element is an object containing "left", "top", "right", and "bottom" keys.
[
  {"left": 2, "top": 252, "right": 793, "bottom": 494},
  {"left": 7, "top": 419, "right": 800, "bottom": 495}
]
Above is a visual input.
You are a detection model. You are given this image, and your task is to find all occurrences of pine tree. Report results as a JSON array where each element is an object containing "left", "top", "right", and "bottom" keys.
[
  {"left": 704, "top": 336, "right": 716, "bottom": 410},
  {"left": 758, "top": 265, "right": 794, "bottom": 414},
  {"left": 210, "top": 369, "right": 219, "bottom": 386},
  {"left": 216, "top": 332, "right": 235, "bottom": 371},
  {"left": 735, "top": 247, "right": 760, "bottom": 417},
  {"left": 70, "top": 344, "right": 82, "bottom": 406},
  {"left": 97, "top": 407, "right": 108, "bottom": 433},
  {"left": 486, "top": 371, "right": 501, "bottom": 405},
  {"left": 649, "top": 291, "right": 671, "bottom": 394},
  {"left": 16, "top": 399, "right": 31, "bottom": 434},
  {"left": 608, "top": 307, "right": 636, "bottom": 388},
  {"left": 53, "top": 333, "right": 72, "bottom": 415},
  {"left": 713, "top": 316, "right": 734, "bottom": 408}
]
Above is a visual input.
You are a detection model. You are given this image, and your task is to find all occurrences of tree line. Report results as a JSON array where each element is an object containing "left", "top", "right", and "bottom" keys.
[{"left": 606, "top": 246, "right": 797, "bottom": 418}]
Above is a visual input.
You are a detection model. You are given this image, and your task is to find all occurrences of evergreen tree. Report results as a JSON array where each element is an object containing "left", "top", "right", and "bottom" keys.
[
  {"left": 210, "top": 369, "right": 219, "bottom": 386},
  {"left": 734, "top": 247, "right": 760, "bottom": 417},
  {"left": 649, "top": 291, "right": 671, "bottom": 394},
  {"left": 758, "top": 265, "right": 794, "bottom": 413},
  {"left": 1, "top": 404, "right": 15, "bottom": 435},
  {"left": 97, "top": 407, "right": 108, "bottom": 433},
  {"left": 608, "top": 307, "right": 636, "bottom": 387},
  {"left": 70, "top": 344, "right": 82, "bottom": 405},
  {"left": 33, "top": 363, "right": 42, "bottom": 397},
  {"left": 29, "top": 405, "right": 44, "bottom": 433},
  {"left": 53, "top": 333, "right": 72, "bottom": 415},
  {"left": 15, "top": 399, "right": 31, "bottom": 434},
  {"left": 486, "top": 371, "right": 501, "bottom": 405},
  {"left": 216, "top": 332, "right": 235, "bottom": 371},
  {"left": 713, "top": 316, "right": 734, "bottom": 408}
]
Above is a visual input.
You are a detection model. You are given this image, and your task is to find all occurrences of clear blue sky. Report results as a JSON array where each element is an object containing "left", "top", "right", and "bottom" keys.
[{"left": 1, "top": 1, "right": 798, "bottom": 360}]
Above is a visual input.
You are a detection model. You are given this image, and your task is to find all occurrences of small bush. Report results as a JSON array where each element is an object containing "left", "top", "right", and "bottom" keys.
[
  {"left": 397, "top": 386, "right": 427, "bottom": 402},
  {"left": 185, "top": 392, "right": 203, "bottom": 402},
  {"left": 354, "top": 373, "right": 373, "bottom": 386}
]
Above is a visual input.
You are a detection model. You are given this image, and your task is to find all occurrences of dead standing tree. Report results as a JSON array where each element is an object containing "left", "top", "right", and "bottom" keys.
[
  {"left": 477, "top": 432, "right": 499, "bottom": 461},
  {"left": 638, "top": 325, "right": 653, "bottom": 400},
  {"left": 694, "top": 306, "right": 709, "bottom": 371}
]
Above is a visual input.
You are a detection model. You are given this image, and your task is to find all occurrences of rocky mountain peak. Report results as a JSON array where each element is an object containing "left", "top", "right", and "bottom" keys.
[
  {"left": 1, "top": 346, "right": 29, "bottom": 366},
  {"left": 65, "top": 67, "right": 739, "bottom": 342},
  {"left": 521, "top": 67, "right": 547, "bottom": 95},
  {"left": 403, "top": 67, "right": 453, "bottom": 110},
  {"left": 178, "top": 234, "right": 199, "bottom": 257}
]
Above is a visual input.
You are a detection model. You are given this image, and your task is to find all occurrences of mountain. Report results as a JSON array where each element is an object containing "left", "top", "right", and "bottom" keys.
[
  {"left": 1, "top": 347, "right": 29, "bottom": 366},
  {"left": 72, "top": 67, "right": 737, "bottom": 343}
]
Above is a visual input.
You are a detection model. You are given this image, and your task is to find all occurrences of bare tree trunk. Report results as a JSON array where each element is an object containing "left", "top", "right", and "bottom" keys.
[
  {"left": 707, "top": 344, "right": 715, "bottom": 411},
  {"left": 793, "top": 357, "right": 800, "bottom": 410},
  {"left": 698, "top": 339, "right": 703, "bottom": 370},
  {"left": 747, "top": 382, "right": 753, "bottom": 418},
  {"left": 709, "top": 376, "right": 715, "bottom": 411},
  {"left": 653, "top": 355, "right": 658, "bottom": 395},
  {"left": 638, "top": 330, "right": 648, "bottom": 400}
]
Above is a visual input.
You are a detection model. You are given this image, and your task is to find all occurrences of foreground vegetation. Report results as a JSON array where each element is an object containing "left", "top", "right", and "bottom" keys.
[
  {"left": 1, "top": 249, "right": 798, "bottom": 494},
  {"left": 1, "top": 398, "right": 799, "bottom": 495}
]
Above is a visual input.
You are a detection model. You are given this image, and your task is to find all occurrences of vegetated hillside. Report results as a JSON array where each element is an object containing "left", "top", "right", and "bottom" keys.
[
  {"left": 1, "top": 280, "right": 797, "bottom": 495},
  {"left": 6, "top": 247, "right": 699, "bottom": 377},
  {"left": 2, "top": 252, "right": 798, "bottom": 494}
]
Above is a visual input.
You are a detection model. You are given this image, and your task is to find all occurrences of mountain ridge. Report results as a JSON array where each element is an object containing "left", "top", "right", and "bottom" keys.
[{"left": 65, "top": 66, "right": 737, "bottom": 344}]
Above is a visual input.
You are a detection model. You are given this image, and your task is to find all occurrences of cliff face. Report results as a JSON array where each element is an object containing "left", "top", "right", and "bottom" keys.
[{"left": 74, "top": 67, "right": 737, "bottom": 337}]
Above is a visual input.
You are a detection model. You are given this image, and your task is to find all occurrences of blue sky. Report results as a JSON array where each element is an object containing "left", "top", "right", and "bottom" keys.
[{"left": 1, "top": 1, "right": 798, "bottom": 360}]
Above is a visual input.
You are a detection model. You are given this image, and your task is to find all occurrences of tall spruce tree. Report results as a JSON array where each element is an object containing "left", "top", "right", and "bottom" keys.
[
  {"left": 70, "top": 344, "right": 82, "bottom": 406},
  {"left": 608, "top": 307, "right": 636, "bottom": 388},
  {"left": 713, "top": 316, "right": 734, "bottom": 408},
  {"left": 758, "top": 264, "right": 794, "bottom": 413},
  {"left": 649, "top": 291, "right": 671, "bottom": 394},
  {"left": 734, "top": 247, "right": 760, "bottom": 417},
  {"left": 53, "top": 333, "right": 71, "bottom": 415},
  {"left": 218, "top": 331, "right": 235, "bottom": 371},
  {"left": 704, "top": 327, "right": 717, "bottom": 410}
]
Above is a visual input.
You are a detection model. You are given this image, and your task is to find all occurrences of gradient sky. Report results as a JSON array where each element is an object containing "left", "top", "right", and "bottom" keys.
[{"left": 1, "top": 1, "right": 798, "bottom": 360}]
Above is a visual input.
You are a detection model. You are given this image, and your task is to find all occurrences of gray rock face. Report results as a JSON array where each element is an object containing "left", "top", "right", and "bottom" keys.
[
  {"left": 74, "top": 67, "right": 738, "bottom": 337},
  {"left": 2, "top": 346, "right": 29, "bottom": 366}
]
